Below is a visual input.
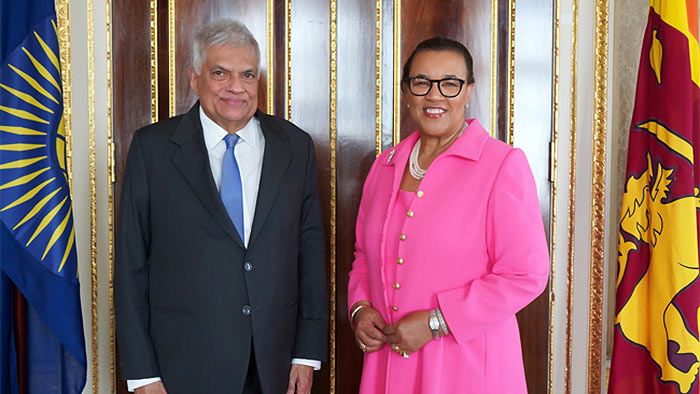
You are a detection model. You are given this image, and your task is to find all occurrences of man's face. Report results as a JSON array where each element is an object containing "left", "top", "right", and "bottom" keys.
[{"left": 189, "top": 44, "right": 259, "bottom": 133}]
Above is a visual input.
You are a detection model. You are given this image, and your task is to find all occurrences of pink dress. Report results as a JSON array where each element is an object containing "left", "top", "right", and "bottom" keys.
[{"left": 347, "top": 119, "right": 549, "bottom": 394}]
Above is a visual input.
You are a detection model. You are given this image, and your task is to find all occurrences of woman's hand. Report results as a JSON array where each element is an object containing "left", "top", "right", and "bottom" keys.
[
  {"left": 353, "top": 306, "right": 387, "bottom": 353},
  {"left": 383, "top": 310, "right": 432, "bottom": 356}
]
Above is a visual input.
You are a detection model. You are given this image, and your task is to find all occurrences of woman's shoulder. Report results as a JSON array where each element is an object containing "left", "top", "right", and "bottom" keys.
[
  {"left": 459, "top": 121, "right": 531, "bottom": 177},
  {"left": 458, "top": 119, "right": 518, "bottom": 165},
  {"left": 480, "top": 136, "right": 534, "bottom": 183}
]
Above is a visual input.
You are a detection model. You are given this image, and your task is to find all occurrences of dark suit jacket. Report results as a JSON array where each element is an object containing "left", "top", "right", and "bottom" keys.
[{"left": 114, "top": 103, "right": 328, "bottom": 394}]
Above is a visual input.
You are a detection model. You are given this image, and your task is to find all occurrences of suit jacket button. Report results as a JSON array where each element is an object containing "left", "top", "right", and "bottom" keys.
[
  {"left": 244, "top": 262, "right": 253, "bottom": 272},
  {"left": 242, "top": 305, "right": 252, "bottom": 315}
]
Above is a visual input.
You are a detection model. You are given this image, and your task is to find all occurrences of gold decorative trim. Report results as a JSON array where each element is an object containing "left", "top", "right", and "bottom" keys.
[
  {"left": 565, "top": 0, "right": 579, "bottom": 392},
  {"left": 548, "top": 0, "right": 560, "bottom": 392},
  {"left": 267, "top": 0, "right": 274, "bottom": 115},
  {"left": 87, "top": 0, "right": 98, "bottom": 391},
  {"left": 588, "top": 0, "right": 608, "bottom": 391},
  {"left": 56, "top": 1, "right": 72, "bottom": 190},
  {"left": 169, "top": 0, "right": 175, "bottom": 117},
  {"left": 329, "top": 1, "right": 338, "bottom": 393},
  {"left": 150, "top": 0, "right": 158, "bottom": 123},
  {"left": 490, "top": 0, "right": 498, "bottom": 138},
  {"left": 106, "top": 0, "right": 116, "bottom": 392},
  {"left": 392, "top": 0, "right": 401, "bottom": 146},
  {"left": 506, "top": 0, "right": 515, "bottom": 146},
  {"left": 285, "top": 0, "right": 291, "bottom": 120},
  {"left": 375, "top": 0, "right": 382, "bottom": 156}
]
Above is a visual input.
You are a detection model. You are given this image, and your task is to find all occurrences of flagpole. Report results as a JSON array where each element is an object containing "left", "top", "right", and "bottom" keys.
[{"left": 12, "top": 286, "right": 26, "bottom": 394}]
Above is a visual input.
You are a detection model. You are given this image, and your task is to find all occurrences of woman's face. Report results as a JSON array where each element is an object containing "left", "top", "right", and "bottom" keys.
[{"left": 405, "top": 50, "right": 473, "bottom": 138}]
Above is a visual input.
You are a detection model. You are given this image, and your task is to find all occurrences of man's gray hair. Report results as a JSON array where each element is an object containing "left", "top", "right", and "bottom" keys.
[{"left": 192, "top": 19, "right": 260, "bottom": 73}]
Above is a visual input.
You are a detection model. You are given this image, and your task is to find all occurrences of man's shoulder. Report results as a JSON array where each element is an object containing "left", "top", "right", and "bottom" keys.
[
  {"left": 256, "top": 112, "right": 311, "bottom": 143},
  {"left": 133, "top": 112, "right": 190, "bottom": 143}
]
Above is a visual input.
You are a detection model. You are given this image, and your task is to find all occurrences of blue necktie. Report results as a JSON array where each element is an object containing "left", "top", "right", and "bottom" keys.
[{"left": 221, "top": 134, "right": 244, "bottom": 241}]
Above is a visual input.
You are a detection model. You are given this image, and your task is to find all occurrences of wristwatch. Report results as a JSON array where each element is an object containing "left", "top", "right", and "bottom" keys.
[{"left": 429, "top": 309, "right": 440, "bottom": 339}]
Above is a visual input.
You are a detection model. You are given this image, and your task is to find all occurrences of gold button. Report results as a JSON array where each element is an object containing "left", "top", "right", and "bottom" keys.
[
  {"left": 397, "top": 257, "right": 404, "bottom": 265},
  {"left": 417, "top": 190, "right": 424, "bottom": 198},
  {"left": 394, "top": 282, "right": 400, "bottom": 289},
  {"left": 392, "top": 306, "right": 398, "bottom": 311},
  {"left": 399, "top": 234, "right": 406, "bottom": 241},
  {"left": 406, "top": 210, "right": 414, "bottom": 217}
]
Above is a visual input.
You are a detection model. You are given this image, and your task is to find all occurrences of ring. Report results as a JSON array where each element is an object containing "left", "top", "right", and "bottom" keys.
[
  {"left": 359, "top": 342, "right": 367, "bottom": 352},
  {"left": 391, "top": 344, "right": 400, "bottom": 352},
  {"left": 400, "top": 351, "right": 409, "bottom": 359}
]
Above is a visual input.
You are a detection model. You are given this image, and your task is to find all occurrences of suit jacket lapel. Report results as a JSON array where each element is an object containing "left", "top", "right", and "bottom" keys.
[
  {"left": 248, "top": 111, "right": 291, "bottom": 247},
  {"left": 170, "top": 103, "right": 245, "bottom": 248}
]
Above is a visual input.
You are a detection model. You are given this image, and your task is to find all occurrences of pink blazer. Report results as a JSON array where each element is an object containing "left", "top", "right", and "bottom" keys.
[{"left": 347, "top": 119, "right": 549, "bottom": 394}]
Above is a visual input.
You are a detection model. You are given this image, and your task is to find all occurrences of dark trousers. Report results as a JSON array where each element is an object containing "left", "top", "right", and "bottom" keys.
[{"left": 242, "top": 342, "right": 262, "bottom": 394}]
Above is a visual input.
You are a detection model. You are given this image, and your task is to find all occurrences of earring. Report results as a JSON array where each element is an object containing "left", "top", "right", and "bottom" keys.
[
  {"left": 407, "top": 103, "right": 410, "bottom": 108},
  {"left": 466, "top": 102, "right": 470, "bottom": 108}
]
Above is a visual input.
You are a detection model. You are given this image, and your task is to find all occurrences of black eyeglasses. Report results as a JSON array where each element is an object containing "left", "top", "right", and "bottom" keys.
[{"left": 406, "top": 76, "right": 466, "bottom": 98}]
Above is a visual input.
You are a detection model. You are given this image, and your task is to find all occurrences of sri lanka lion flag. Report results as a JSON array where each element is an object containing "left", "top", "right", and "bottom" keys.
[
  {"left": 0, "top": 0, "right": 86, "bottom": 393},
  {"left": 608, "top": 1, "right": 700, "bottom": 393}
]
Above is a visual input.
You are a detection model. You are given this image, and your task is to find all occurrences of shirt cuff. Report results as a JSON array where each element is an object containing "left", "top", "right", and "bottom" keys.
[
  {"left": 126, "top": 361, "right": 319, "bottom": 390},
  {"left": 127, "top": 377, "right": 161, "bottom": 392},
  {"left": 291, "top": 358, "right": 321, "bottom": 371}
]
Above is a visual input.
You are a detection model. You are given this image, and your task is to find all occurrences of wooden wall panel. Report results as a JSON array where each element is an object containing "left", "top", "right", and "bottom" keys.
[
  {"left": 113, "top": 0, "right": 152, "bottom": 208},
  {"left": 157, "top": 1, "right": 169, "bottom": 121},
  {"left": 112, "top": 2, "right": 152, "bottom": 391},
  {"left": 511, "top": 1, "right": 554, "bottom": 393},
  {"left": 379, "top": 0, "right": 395, "bottom": 151},
  {"left": 272, "top": 0, "right": 286, "bottom": 117},
  {"left": 496, "top": 0, "right": 510, "bottom": 142},
  {"left": 398, "top": 0, "right": 492, "bottom": 139},
  {"left": 513, "top": 0, "right": 554, "bottom": 231},
  {"left": 335, "top": 0, "right": 379, "bottom": 392},
  {"left": 286, "top": 0, "right": 332, "bottom": 392}
]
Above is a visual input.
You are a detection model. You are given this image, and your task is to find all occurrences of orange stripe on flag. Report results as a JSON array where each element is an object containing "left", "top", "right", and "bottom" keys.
[
  {"left": 688, "top": 0, "right": 699, "bottom": 42},
  {"left": 651, "top": 0, "right": 700, "bottom": 87}
]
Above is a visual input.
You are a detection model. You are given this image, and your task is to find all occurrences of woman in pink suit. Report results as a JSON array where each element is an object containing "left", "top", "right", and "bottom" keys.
[{"left": 347, "top": 37, "right": 549, "bottom": 393}]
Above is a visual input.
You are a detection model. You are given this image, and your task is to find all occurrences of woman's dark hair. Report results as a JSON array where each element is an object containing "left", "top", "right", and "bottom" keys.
[{"left": 401, "top": 37, "right": 475, "bottom": 85}]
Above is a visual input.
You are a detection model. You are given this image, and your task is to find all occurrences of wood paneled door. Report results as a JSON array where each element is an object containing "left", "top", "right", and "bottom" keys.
[{"left": 112, "top": 1, "right": 554, "bottom": 393}]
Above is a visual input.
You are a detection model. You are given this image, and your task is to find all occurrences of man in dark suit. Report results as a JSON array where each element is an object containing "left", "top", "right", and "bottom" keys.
[{"left": 114, "top": 19, "right": 327, "bottom": 394}]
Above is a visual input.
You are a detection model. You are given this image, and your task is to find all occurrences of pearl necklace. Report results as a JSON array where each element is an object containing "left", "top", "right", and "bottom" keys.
[{"left": 409, "top": 122, "right": 467, "bottom": 180}]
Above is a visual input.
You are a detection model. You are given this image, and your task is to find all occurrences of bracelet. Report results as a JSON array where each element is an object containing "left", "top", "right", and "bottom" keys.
[
  {"left": 350, "top": 301, "right": 371, "bottom": 327},
  {"left": 436, "top": 307, "right": 450, "bottom": 336}
]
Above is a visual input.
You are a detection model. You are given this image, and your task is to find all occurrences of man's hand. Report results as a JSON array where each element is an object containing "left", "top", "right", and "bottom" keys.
[
  {"left": 353, "top": 306, "right": 387, "bottom": 353},
  {"left": 383, "top": 310, "right": 432, "bottom": 356},
  {"left": 287, "top": 364, "right": 313, "bottom": 394},
  {"left": 134, "top": 381, "right": 168, "bottom": 394}
]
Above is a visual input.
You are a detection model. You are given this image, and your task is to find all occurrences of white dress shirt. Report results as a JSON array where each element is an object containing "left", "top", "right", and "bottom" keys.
[
  {"left": 202, "top": 106, "right": 264, "bottom": 248},
  {"left": 127, "top": 108, "right": 320, "bottom": 391}
]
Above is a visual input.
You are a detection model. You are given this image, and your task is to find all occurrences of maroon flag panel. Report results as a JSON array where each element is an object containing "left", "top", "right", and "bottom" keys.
[{"left": 608, "top": 3, "right": 700, "bottom": 394}]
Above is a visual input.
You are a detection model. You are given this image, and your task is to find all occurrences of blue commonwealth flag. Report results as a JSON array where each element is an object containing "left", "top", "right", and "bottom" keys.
[{"left": 0, "top": 0, "right": 87, "bottom": 393}]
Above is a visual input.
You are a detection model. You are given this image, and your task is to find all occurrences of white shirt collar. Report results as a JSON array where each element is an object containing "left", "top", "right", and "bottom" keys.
[{"left": 199, "top": 106, "right": 262, "bottom": 151}]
